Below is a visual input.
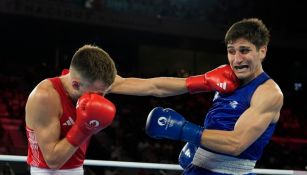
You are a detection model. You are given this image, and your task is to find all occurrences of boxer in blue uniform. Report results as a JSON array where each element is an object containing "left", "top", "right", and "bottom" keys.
[
  {"left": 110, "top": 18, "right": 283, "bottom": 175},
  {"left": 144, "top": 18, "right": 283, "bottom": 175}
]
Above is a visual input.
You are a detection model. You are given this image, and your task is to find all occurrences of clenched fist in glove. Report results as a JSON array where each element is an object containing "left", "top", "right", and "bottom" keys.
[
  {"left": 145, "top": 107, "right": 203, "bottom": 146},
  {"left": 186, "top": 65, "right": 239, "bottom": 94},
  {"left": 66, "top": 93, "right": 116, "bottom": 147}
]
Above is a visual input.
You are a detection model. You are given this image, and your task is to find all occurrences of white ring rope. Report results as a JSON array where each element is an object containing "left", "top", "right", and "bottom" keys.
[{"left": 0, "top": 155, "right": 306, "bottom": 175}]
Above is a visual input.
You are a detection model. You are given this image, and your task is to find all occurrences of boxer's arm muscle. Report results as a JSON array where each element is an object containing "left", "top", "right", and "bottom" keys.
[
  {"left": 201, "top": 81, "right": 283, "bottom": 155},
  {"left": 26, "top": 84, "right": 77, "bottom": 169},
  {"left": 110, "top": 75, "right": 187, "bottom": 97}
]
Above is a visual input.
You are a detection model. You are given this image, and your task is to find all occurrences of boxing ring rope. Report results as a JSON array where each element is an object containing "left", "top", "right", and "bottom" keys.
[{"left": 0, "top": 155, "right": 306, "bottom": 175}]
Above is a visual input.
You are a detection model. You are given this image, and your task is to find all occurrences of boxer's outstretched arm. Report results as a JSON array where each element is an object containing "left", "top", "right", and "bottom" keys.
[
  {"left": 110, "top": 75, "right": 187, "bottom": 97},
  {"left": 110, "top": 65, "right": 239, "bottom": 97}
]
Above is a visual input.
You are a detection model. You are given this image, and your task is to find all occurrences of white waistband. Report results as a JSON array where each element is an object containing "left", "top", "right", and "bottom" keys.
[
  {"left": 192, "top": 148, "right": 256, "bottom": 175},
  {"left": 30, "top": 166, "right": 84, "bottom": 175}
]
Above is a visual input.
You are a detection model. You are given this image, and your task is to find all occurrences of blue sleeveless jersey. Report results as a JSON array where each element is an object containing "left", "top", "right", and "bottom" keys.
[{"left": 203, "top": 72, "right": 276, "bottom": 160}]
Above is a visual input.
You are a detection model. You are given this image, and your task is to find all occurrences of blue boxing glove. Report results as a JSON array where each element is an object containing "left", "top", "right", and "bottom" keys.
[
  {"left": 145, "top": 107, "right": 204, "bottom": 145},
  {"left": 178, "top": 143, "right": 198, "bottom": 169}
]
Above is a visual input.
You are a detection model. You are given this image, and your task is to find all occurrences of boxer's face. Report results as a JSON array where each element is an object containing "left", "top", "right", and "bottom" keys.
[
  {"left": 80, "top": 80, "right": 109, "bottom": 96},
  {"left": 227, "top": 38, "right": 267, "bottom": 84},
  {"left": 69, "top": 68, "right": 109, "bottom": 101}
]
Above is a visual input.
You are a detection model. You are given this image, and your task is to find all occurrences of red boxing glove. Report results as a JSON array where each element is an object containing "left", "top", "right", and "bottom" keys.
[
  {"left": 186, "top": 65, "right": 239, "bottom": 94},
  {"left": 66, "top": 93, "right": 116, "bottom": 147}
]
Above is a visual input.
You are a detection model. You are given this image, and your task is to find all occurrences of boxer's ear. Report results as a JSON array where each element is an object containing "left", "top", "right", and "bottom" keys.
[{"left": 72, "top": 81, "right": 80, "bottom": 90}]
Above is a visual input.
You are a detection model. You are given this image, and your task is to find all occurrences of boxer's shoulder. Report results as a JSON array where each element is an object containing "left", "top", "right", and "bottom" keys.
[{"left": 27, "top": 79, "right": 61, "bottom": 109}]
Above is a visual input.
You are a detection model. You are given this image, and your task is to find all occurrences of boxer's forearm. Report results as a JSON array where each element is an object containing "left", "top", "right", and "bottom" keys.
[{"left": 110, "top": 76, "right": 188, "bottom": 97}]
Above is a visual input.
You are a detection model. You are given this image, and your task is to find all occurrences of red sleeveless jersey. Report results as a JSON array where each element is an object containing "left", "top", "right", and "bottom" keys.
[{"left": 26, "top": 77, "right": 89, "bottom": 169}]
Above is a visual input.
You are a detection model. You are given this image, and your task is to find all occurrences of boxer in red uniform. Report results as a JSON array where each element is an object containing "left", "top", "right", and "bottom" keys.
[{"left": 25, "top": 44, "right": 117, "bottom": 175}]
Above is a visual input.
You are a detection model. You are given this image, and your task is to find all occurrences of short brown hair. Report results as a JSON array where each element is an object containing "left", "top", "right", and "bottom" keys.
[
  {"left": 225, "top": 18, "right": 270, "bottom": 49},
  {"left": 70, "top": 44, "right": 117, "bottom": 86}
]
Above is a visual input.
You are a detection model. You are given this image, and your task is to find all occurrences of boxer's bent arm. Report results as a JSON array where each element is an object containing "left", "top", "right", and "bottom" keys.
[
  {"left": 26, "top": 83, "right": 77, "bottom": 169},
  {"left": 200, "top": 80, "right": 283, "bottom": 155},
  {"left": 110, "top": 75, "right": 188, "bottom": 97}
]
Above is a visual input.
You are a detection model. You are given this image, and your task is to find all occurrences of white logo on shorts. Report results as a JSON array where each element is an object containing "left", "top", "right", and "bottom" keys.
[{"left": 185, "top": 149, "right": 191, "bottom": 157}]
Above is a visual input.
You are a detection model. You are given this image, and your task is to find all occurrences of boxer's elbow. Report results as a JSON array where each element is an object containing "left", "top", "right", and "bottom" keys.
[
  {"left": 44, "top": 155, "right": 65, "bottom": 169},
  {"left": 227, "top": 137, "right": 246, "bottom": 156},
  {"left": 146, "top": 84, "right": 168, "bottom": 97},
  {"left": 151, "top": 85, "right": 186, "bottom": 97},
  {"left": 47, "top": 163, "right": 61, "bottom": 170},
  {"left": 150, "top": 90, "right": 170, "bottom": 97},
  {"left": 229, "top": 145, "right": 245, "bottom": 156}
]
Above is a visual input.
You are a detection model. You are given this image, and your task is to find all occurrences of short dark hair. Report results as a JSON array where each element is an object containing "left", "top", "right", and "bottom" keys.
[
  {"left": 225, "top": 18, "right": 270, "bottom": 49},
  {"left": 70, "top": 44, "right": 117, "bottom": 86}
]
